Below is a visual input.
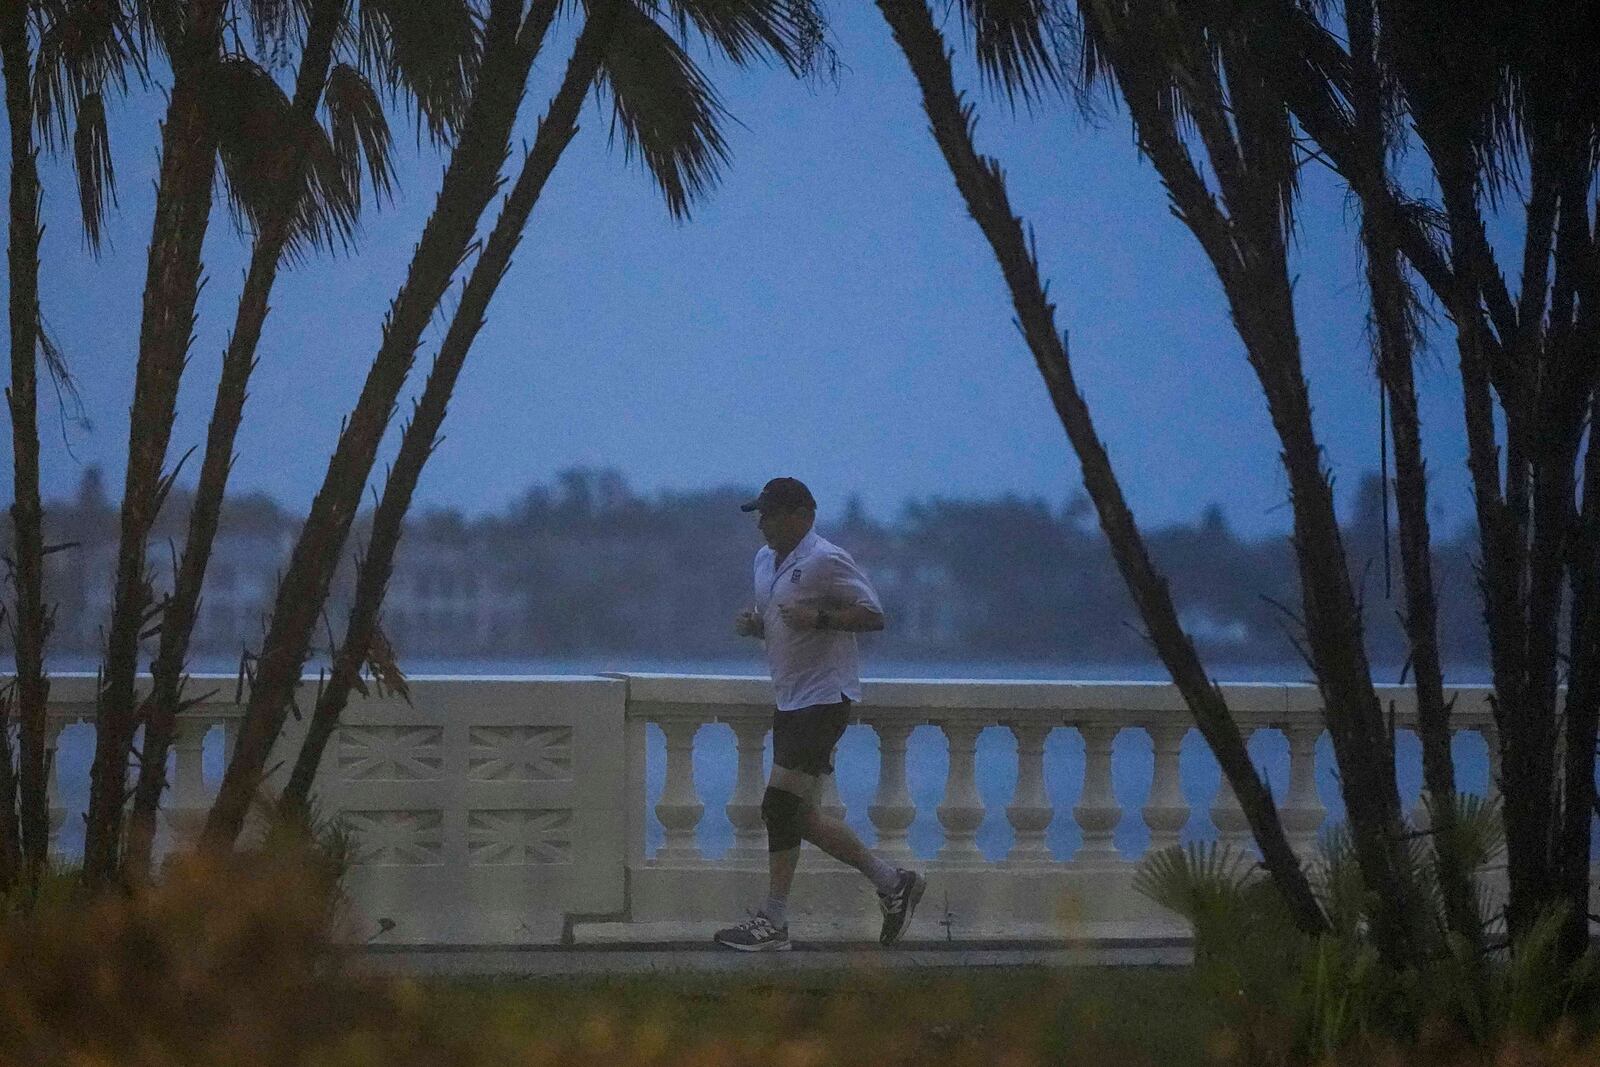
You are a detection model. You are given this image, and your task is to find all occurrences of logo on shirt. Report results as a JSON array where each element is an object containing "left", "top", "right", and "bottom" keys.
[{"left": 790, "top": 568, "right": 803, "bottom": 584}]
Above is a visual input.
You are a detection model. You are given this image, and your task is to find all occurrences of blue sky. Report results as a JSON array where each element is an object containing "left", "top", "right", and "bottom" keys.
[{"left": 8, "top": 3, "right": 1494, "bottom": 538}]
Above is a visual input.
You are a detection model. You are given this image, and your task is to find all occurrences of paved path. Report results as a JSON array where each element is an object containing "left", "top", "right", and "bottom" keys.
[{"left": 354, "top": 940, "right": 1192, "bottom": 978}]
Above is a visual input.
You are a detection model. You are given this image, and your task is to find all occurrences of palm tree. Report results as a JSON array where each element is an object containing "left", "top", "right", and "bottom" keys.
[
  {"left": 197, "top": 0, "right": 558, "bottom": 851},
  {"left": 83, "top": 0, "right": 413, "bottom": 888},
  {"left": 282, "top": 0, "right": 829, "bottom": 812},
  {"left": 4, "top": 0, "right": 136, "bottom": 892},
  {"left": 122, "top": 0, "right": 479, "bottom": 881},
  {"left": 1271, "top": 0, "right": 1599, "bottom": 953},
  {"left": 84, "top": 0, "right": 235, "bottom": 889},
  {"left": 871, "top": 0, "right": 1327, "bottom": 936}
]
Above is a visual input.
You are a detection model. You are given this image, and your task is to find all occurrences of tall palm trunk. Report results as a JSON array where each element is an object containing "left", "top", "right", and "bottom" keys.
[
  {"left": 873, "top": 0, "right": 1327, "bottom": 935},
  {"left": 201, "top": 0, "right": 560, "bottom": 851},
  {"left": 1547, "top": 146, "right": 1600, "bottom": 955},
  {"left": 122, "top": 0, "right": 347, "bottom": 879},
  {"left": 1074, "top": 0, "right": 1423, "bottom": 967},
  {"left": 83, "top": 0, "right": 229, "bottom": 891},
  {"left": 1432, "top": 155, "right": 1549, "bottom": 934},
  {"left": 1343, "top": 0, "right": 1477, "bottom": 950},
  {"left": 0, "top": 0, "right": 39, "bottom": 890},
  {"left": 1562, "top": 371, "right": 1600, "bottom": 956},
  {"left": 282, "top": 2, "right": 624, "bottom": 810}
]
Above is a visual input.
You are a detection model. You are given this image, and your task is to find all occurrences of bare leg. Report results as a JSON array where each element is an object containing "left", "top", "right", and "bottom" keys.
[
  {"left": 769, "top": 765, "right": 895, "bottom": 887},
  {"left": 801, "top": 805, "right": 881, "bottom": 873},
  {"left": 765, "top": 766, "right": 820, "bottom": 904}
]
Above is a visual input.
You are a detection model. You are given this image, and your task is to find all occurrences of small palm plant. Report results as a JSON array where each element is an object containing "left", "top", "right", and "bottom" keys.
[{"left": 1134, "top": 796, "right": 1600, "bottom": 1060}]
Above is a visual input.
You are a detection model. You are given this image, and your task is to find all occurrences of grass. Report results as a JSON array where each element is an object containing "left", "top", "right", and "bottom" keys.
[{"left": 419, "top": 965, "right": 1214, "bottom": 1066}]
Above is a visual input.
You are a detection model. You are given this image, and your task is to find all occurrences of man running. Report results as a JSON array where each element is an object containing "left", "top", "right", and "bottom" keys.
[{"left": 713, "top": 477, "right": 926, "bottom": 951}]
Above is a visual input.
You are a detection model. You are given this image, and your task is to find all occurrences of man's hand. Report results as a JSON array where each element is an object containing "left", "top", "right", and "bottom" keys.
[{"left": 734, "top": 609, "right": 764, "bottom": 638}]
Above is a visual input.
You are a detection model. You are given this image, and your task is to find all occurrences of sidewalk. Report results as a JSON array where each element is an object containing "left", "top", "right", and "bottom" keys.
[{"left": 354, "top": 939, "right": 1193, "bottom": 978}]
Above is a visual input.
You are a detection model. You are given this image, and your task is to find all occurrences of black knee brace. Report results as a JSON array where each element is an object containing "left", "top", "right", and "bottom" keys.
[{"left": 761, "top": 786, "right": 805, "bottom": 852}]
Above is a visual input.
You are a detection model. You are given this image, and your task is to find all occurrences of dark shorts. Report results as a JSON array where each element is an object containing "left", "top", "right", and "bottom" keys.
[{"left": 771, "top": 699, "right": 851, "bottom": 776}]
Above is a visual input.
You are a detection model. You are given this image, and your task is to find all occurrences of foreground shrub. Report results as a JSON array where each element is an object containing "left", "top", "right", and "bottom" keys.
[
  {"left": 1136, "top": 795, "right": 1600, "bottom": 1065},
  {"left": 0, "top": 847, "right": 411, "bottom": 1066}
]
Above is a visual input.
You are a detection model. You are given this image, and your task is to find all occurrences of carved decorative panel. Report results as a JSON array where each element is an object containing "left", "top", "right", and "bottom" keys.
[
  {"left": 338, "top": 726, "right": 444, "bottom": 781},
  {"left": 343, "top": 810, "right": 444, "bottom": 866},
  {"left": 467, "top": 809, "right": 572, "bottom": 865},
  {"left": 467, "top": 725, "right": 572, "bottom": 782}
]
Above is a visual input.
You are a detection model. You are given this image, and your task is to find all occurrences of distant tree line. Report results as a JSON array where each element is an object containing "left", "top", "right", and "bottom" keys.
[{"left": 16, "top": 465, "right": 1490, "bottom": 671}]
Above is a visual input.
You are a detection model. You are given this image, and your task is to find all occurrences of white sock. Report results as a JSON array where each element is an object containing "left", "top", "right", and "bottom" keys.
[
  {"left": 866, "top": 856, "right": 900, "bottom": 894},
  {"left": 760, "top": 895, "right": 787, "bottom": 927}
]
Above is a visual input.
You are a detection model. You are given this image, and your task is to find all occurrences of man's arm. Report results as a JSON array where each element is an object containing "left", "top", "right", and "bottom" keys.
[{"left": 778, "top": 552, "right": 886, "bottom": 633}]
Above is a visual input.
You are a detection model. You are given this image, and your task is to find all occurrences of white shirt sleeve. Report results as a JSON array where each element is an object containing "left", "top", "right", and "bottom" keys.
[{"left": 820, "top": 550, "right": 883, "bottom": 613}]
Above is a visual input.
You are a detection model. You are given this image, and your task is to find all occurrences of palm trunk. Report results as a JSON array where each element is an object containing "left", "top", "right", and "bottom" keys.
[
  {"left": 122, "top": 0, "right": 346, "bottom": 880},
  {"left": 1561, "top": 372, "right": 1600, "bottom": 957},
  {"left": 83, "top": 0, "right": 228, "bottom": 891},
  {"left": 201, "top": 0, "right": 559, "bottom": 851},
  {"left": 1342, "top": 0, "right": 1477, "bottom": 949},
  {"left": 2, "top": 0, "right": 50, "bottom": 888},
  {"left": 282, "top": 3, "right": 622, "bottom": 810},
  {"left": 1074, "top": 0, "right": 1423, "bottom": 966},
  {"left": 873, "top": 0, "right": 1326, "bottom": 936},
  {"left": 1433, "top": 158, "right": 1548, "bottom": 937},
  {"left": 1550, "top": 155, "right": 1600, "bottom": 957}
]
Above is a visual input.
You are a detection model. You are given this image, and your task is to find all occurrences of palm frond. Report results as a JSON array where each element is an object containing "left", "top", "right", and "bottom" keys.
[
  {"left": 71, "top": 90, "right": 117, "bottom": 252},
  {"left": 240, "top": 0, "right": 300, "bottom": 60},
  {"left": 1133, "top": 841, "right": 1258, "bottom": 923},
  {"left": 599, "top": 2, "right": 731, "bottom": 220},
  {"left": 954, "top": 0, "right": 1060, "bottom": 104},
  {"left": 355, "top": 0, "right": 479, "bottom": 142},
  {"left": 30, "top": 0, "right": 138, "bottom": 152},
  {"left": 322, "top": 61, "right": 395, "bottom": 205},
  {"left": 131, "top": 0, "right": 191, "bottom": 67},
  {"left": 1424, "top": 790, "right": 1504, "bottom": 875},
  {"left": 1375, "top": 0, "right": 1523, "bottom": 200},
  {"left": 653, "top": 0, "right": 832, "bottom": 76},
  {"left": 208, "top": 56, "right": 357, "bottom": 256}
]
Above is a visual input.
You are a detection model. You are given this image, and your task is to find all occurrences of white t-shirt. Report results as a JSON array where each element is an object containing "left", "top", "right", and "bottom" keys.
[{"left": 754, "top": 530, "right": 884, "bottom": 712}]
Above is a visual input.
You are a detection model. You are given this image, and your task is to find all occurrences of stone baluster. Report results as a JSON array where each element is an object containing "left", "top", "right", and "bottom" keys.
[
  {"left": 653, "top": 717, "right": 704, "bottom": 863},
  {"left": 1281, "top": 723, "right": 1326, "bottom": 856},
  {"left": 46, "top": 718, "right": 67, "bottom": 852},
  {"left": 936, "top": 720, "right": 985, "bottom": 864},
  {"left": 867, "top": 718, "right": 915, "bottom": 860},
  {"left": 1142, "top": 721, "right": 1189, "bottom": 852},
  {"left": 163, "top": 717, "right": 212, "bottom": 845},
  {"left": 1073, "top": 723, "right": 1122, "bottom": 867},
  {"left": 1005, "top": 722, "right": 1054, "bottom": 865},
  {"left": 1210, "top": 745, "right": 1255, "bottom": 852},
  {"left": 1482, "top": 725, "right": 1502, "bottom": 805},
  {"left": 724, "top": 718, "right": 769, "bottom": 862}
]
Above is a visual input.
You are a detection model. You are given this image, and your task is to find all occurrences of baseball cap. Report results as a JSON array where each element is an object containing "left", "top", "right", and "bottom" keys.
[{"left": 740, "top": 477, "right": 816, "bottom": 512}]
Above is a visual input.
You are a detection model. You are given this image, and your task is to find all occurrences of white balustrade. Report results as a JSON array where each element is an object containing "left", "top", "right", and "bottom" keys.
[
  {"left": 936, "top": 721, "right": 986, "bottom": 864},
  {"left": 163, "top": 718, "right": 211, "bottom": 844},
  {"left": 1006, "top": 722, "right": 1054, "bottom": 864},
  {"left": 1074, "top": 723, "right": 1122, "bottom": 866},
  {"left": 724, "top": 718, "right": 768, "bottom": 860},
  {"left": 866, "top": 716, "right": 915, "bottom": 860},
  {"left": 1281, "top": 723, "right": 1325, "bottom": 854},
  {"left": 653, "top": 716, "right": 704, "bottom": 864},
  {"left": 26, "top": 673, "right": 1504, "bottom": 945},
  {"left": 1142, "top": 721, "right": 1188, "bottom": 852}
]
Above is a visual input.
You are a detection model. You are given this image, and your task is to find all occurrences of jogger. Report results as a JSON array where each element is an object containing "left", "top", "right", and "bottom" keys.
[{"left": 713, "top": 478, "right": 925, "bottom": 951}]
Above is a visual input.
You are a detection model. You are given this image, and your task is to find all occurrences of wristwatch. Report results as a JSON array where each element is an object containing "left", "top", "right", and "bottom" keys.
[{"left": 816, "top": 609, "right": 832, "bottom": 631}]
